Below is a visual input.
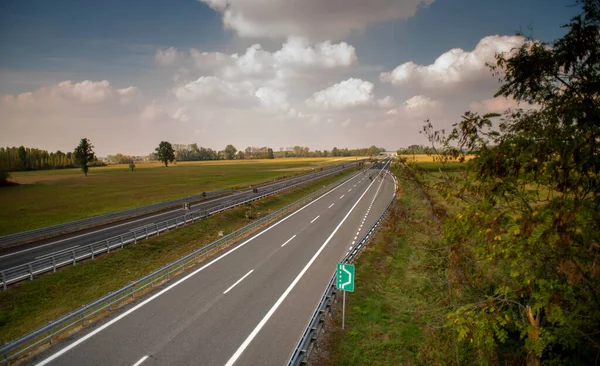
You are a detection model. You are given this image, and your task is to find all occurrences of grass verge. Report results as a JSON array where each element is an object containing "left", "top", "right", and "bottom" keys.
[
  {"left": 312, "top": 163, "right": 458, "bottom": 365},
  {"left": 0, "top": 157, "right": 364, "bottom": 235},
  {"left": 0, "top": 167, "right": 359, "bottom": 345}
]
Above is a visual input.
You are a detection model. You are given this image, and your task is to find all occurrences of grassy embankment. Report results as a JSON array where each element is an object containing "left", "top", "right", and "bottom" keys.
[
  {"left": 315, "top": 156, "right": 469, "bottom": 365},
  {"left": 0, "top": 167, "right": 359, "bottom": 345},
  {"left": 0, "top": 157, "right": 363, "bottom": 235}
]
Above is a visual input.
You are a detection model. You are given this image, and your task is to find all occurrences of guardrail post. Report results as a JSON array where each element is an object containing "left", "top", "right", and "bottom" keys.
[
  {"left": 145, "top": 227, "right": 149, "bottom": 239},
  {"left": 72, "top": 249, "right": 76, "bottom": 265},
  {"left": 2, "top": 271, "right": 6, "bottom": 290},
  {"left": 106, "top": 240, "right": 110, "bottom": 253},
  {"left": 52, "top": 256, "right": 56, "bottom": 272},
  {"left": 28, "top": 264, "right": 34, "bottom": 280},
  {"left": 155, "top": 224, "right": 160, "bottom": 235},
  {"left": 90, "top": 245, "right": 95, "bottom": 259}
]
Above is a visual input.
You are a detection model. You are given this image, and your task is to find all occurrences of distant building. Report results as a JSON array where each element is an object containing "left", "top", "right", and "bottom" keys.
[{"left": 379, "top": 151, "right": 398, "bottom": 157}]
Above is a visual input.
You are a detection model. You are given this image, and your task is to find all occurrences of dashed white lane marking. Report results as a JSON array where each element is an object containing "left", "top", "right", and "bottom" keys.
[
  {"left": 281, "top": 235, "right": 297, "bottom": 247},
  {"left": 340, "top": 195, "right": 345, "bottom": 199},
  {"left": 328, "top": 203, "right": 335, "bottom": 209},
  {"left": 224, "top": 167, "right": 382, "bottom": 366},
  {"left": 348, "top": 189, "right": 352, "bottom": 192},
  {"left": 310, "top": 215, "right": 320, "bottom": 224},
  {"left": 132, "top": 355, "right": 149, "bottom": 366},
  {"left": 224, "top": 270, "right": 254, "bottom": 294}
]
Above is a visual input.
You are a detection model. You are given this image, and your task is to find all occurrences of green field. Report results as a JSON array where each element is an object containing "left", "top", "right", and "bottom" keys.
[
  {"left": 0, "top": 157, "right": 362, "bottom": 235},
  {"left": 316, "top": 163, "right": 459, "bottom": 365}
]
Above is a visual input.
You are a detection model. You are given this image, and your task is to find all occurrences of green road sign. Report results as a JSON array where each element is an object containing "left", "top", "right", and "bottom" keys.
[{"left": 336, "top": 263, "right": 355, "bottom": 292}]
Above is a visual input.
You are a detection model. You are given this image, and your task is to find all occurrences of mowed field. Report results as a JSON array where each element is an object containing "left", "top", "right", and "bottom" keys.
[{"left": 0, "top": 157, "right": 363, "bottom": 235}]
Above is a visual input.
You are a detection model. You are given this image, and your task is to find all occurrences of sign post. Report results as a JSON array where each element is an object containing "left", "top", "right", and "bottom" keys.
[{"left": 336, "top": 263, "right": 355, "bottom": 330}]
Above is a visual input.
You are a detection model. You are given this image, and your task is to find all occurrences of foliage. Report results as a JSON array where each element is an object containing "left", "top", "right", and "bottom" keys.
[
  {"left": 73, "top": 138, "right": 96, "bottom": 176},
  {"left": 106, "top": 153, "right": 138, "bottom": 164},
  {"left": 155, "top": 141, "right": 175, "bottom": 167},
  {"left": 129, "top": 162, "right": 135, "bottom": 171},
  {"left": 224, "top": 144, "right": 237, "bottom": 160},
  {"left": 0, "top": 146, "right": 76, "bottom": 171},
  {"left": 0, "top": 165, "right": 10, "bottom": 186},
  {"left": 422, "top": 2, "right": 600, "bottom": 364}
]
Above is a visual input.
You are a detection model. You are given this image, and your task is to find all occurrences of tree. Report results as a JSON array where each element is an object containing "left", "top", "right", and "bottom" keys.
[
  {"left": 236, "top": 151, "right": 245, "bottom": 160},
  {"left": 155, "top": 141, "right": 175, "bottom": 167},
  {"left": 0, "top": 164, "right": 10, "bottom": 186},
  {"left": 73, "top": 138, "right": 95, "bottom": 176},
  {"left": 424, "top": 1, "right": 600, "bottom": 363},
  {"left": 267, "top": 148, "right": 274, "bottom": 159},
  {"left": 224, "top": 144, "right": 237, "bottom": 160}
]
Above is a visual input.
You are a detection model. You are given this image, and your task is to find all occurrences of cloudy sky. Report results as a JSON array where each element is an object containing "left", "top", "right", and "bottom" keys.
[{"left": 0, "top": 0, "right": 579, "bottom": 155}]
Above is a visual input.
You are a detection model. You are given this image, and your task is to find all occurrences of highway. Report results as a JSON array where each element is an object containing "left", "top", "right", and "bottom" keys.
[
  {"left": 0, "top": 163, "right": 358, "bottom": 272},
  {"left": 26, "top": 160, "right": 395, "bottom": 366}
]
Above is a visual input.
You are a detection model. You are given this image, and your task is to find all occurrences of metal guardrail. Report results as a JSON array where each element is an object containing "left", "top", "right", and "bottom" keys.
[
  {"left": 0, "top": 162, "right": 359, "bottom": 248},
  {"left": 288, "top": 172, "right": 397, "bottom": 366},
  {"left": 0, "top": 169, "right": 365, "bottom": 366},
  {"left": 0, "top": 190, "right": 234, "bottom": 249},
  {"left": 0, "top": 163, "right": 360, "bottom": 289}
]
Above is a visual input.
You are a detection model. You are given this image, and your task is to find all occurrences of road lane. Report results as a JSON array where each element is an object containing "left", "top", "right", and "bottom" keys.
[{"left": 28, "top": 161, "right": 394, "bottom": 366}]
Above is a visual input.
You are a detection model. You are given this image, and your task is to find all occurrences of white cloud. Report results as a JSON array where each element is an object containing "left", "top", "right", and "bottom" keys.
[
  {"left": 189, "top": 49, "right": 230, "bottom": 70},
  {"left": 307, "top": 78, "right": 374, "bottom": 110},
  {"left": 255, "top": 87, "right": 290, "bottom": 111},
  {"left": 155, "top": 47, "right": 182, "bottom": 66},
  {"left": 199, "top": 0, "right": 434, "bottom": 40},
  {"left": 173, "top": 76, "right": 255, "bottom": 103},
  {"left": 381, "top": 35, "right": 525, "bottom": 89},
  {"left": 273, "top": 37, "right": 357, "bottom": 69},
  {"left": 116, "top": 86, "right": 140, "bottom": 105},
  {"left": 404, "top": 95, "right": 440, "bottom": 112},
  {"left": 377, "top": 96, "right": 395, "bottom": 108},
  {"left": 2, "top": 80, "right": 138, "bottom": 106}
]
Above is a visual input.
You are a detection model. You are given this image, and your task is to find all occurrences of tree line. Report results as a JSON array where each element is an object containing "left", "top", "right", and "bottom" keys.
[
  {"left": 151, "top": 143, "right": 386, "bottom": 166},
  {"left": 0, "top": 145, "right": 105, "bottom": 172}
]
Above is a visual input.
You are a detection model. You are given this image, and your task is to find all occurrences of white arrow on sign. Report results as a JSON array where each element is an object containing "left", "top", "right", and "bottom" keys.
[{"left": 341, "top": 265, "right": 352, "bottom": 289}]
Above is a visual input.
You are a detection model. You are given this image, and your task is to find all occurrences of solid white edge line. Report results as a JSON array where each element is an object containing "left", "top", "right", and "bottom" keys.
[
  {"left": 224, "top": 165, "right": 384, "bottom": 366},
  {"left": 281, "top": 234, "right": 297, "bottom": 248},
  {"left": 34, "top": 171, "right": 362, "bottom": 366},
  {"left": 132, "top": 355, "right": 149, "bottom": 366},
  {"left": 223, "top": 270, "right": 254, "bottom": 295},
  {"left": 310, "top": 215, "right": 320, "bottom": 224}
]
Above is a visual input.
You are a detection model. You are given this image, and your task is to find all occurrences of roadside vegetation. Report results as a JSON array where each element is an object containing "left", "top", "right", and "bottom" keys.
[
  {"left": 319, "top": 2, "right": 599, "bottom": 364},
  {"left": 0, "top": 157, "right": 362, "bottom": 235},
  {"left": 0, "top": 167, "right": 359, "bottom": 345}
]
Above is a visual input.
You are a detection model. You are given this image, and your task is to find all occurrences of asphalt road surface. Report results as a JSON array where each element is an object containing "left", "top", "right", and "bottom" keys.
[
  {"left": 27, "top": 160, "right": 395, "bottom": 366},
  {"left": 0, "top": 164, "right": 358, "bottom": 271}
]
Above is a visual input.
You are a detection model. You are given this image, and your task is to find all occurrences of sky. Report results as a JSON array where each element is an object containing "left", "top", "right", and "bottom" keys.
[{"left": 0, "top": 0, "right": 581, "bottom": 156}]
